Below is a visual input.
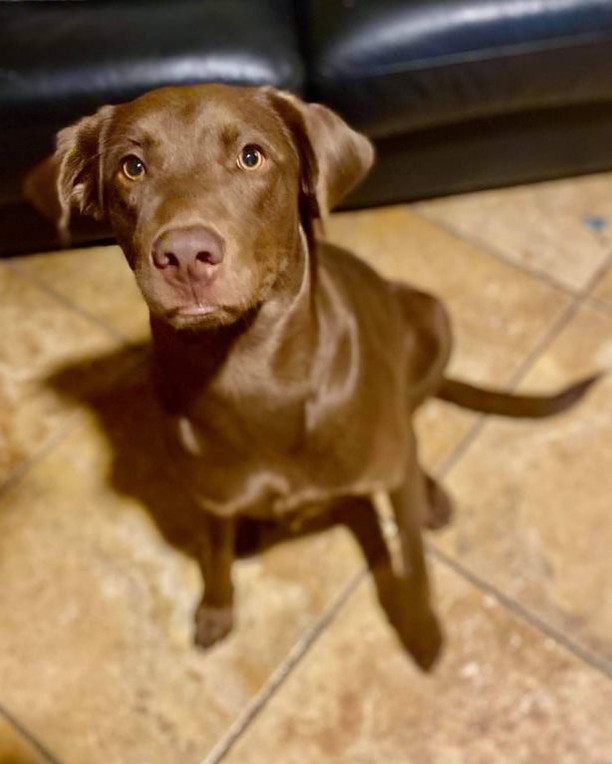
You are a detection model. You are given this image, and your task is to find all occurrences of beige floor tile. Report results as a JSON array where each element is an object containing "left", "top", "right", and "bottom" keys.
[
  {"left": 11, "top": 245, "right": 150, "bottom": 345},
  {"left": 0, "top": 715, "right": 53, "bottom": 764},
  {"left": 0, "top": 366, "right": 364, "bottom": 764},
  {"left": 222, "top": 561, "right": 612, "bottom": 764},
  {"left": 328, "top": 207, "right": 571, "bottom": 384},
  {"left": 437, "top": 301, "right": 612, "bottom": 665},
  {"left": 417, "top": 173, "right": 612, "bottom": 291},
  {"left": 5, "top": 192, "right": 607, "bottom": 763},
  {"left": 328, "top": 206, "right": 572, "bottom": 470},
  {"left": 0, "top": 264, "right": 134, "bottom": 486}
]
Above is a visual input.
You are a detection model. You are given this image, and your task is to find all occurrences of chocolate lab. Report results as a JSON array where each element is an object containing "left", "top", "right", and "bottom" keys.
[{"left": 25, "top": 84, "right": 596, "bottom": 668}]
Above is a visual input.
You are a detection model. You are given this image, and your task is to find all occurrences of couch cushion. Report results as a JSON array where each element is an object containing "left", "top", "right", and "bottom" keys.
[
  {"left": 0, "top": 0, "right": 302, "bottom": 203},
  {"left": 303, "top": 0, "right": 612, "bottom": 138}
]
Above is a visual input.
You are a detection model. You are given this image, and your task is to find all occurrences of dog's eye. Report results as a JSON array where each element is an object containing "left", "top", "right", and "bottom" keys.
[
  {"left": 237, "top": 144, "right": 265, "bottom": 171},
  {"left": 121, "top": 155, "right": 146, "bottom": 181}
]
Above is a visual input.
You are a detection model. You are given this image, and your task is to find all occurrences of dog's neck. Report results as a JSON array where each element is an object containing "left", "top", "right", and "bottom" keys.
[{"left": 149, "top": 226, "right": 318, "bottom": 414}]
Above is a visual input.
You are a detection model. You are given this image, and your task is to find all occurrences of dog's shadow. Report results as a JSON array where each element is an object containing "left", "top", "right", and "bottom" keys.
[{"left": 46, "top": 344, "right": 441, "bottom": 670}]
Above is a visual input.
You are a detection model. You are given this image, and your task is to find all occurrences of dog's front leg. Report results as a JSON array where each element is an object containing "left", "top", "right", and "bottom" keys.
[
  {"left": 390, "top": 452, "right": 443, "bottom": 670},
  {"left": 194, "top": 512, "right": 236, "bottom": 649}
]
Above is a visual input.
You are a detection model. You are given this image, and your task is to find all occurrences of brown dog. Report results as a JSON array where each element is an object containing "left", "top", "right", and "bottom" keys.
[{"left": 25, "top": 84, "right": 596, "bottom": 669}]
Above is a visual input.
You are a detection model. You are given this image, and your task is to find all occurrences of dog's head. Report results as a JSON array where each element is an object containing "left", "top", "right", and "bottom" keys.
[{"left": 26, "top": 84, "right": 373, "bottom": 330}]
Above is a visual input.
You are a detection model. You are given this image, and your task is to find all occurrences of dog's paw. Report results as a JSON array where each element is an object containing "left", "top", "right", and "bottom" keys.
[
  {"left": 194, "top": 603, "right": 234, "bottom": 649},
  {"left": 397, "top": 609, "right": 444, "bottom": 671},
  {"left": 424, "top": 477, "right": 453, "bottom": 530}
]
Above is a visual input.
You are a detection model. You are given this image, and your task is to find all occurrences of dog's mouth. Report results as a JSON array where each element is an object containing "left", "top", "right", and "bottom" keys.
[
  {"left": 164, "top": 302, "right": 242, "bottom": 330},
  {"left": 172, "top": 304, "right": 217, "bottom": 317}
]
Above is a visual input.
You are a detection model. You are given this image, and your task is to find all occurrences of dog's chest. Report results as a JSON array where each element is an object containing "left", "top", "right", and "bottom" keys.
[{"left": 168, "top": 353, "right": 410, "bottom": 520}]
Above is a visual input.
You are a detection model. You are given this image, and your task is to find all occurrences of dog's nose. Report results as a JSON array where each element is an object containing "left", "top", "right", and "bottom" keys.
[{"left": 152, "top": 225, "right": 225, "bottom": 274}]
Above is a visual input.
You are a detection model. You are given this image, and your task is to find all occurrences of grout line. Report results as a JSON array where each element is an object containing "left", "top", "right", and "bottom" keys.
[
  {"left": 203, "top": 568, "right": 367, "bottom": 764},
  {"left": 0, "top": 702, "right": 64, "bottom": 764},
  {"left": 428, "top": 545, "right": 612, "bottom": 678},
  {"left": 577, "top": 247, "right": 612, "bottom": 299},
  {"left": 5, "top": 260, "right": 135, "bottom": 346},
  {"left": 433, "top": 415, "right": 486, "bottom": 480},
  {"left": 411, "top": 205, "right": 597, "bottom": 298},
  {"left": 584, "top": 293, "right": 612, "bottom": 317},
  {"left": 0, "top": 413, "right": 83, "bottom": 501},
  {"left": 502, "top": 297, "right": 582, "bottom": 389}
]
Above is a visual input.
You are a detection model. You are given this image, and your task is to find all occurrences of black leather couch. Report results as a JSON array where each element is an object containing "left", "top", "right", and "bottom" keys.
[{"left": 3, "top": 0, "right": 612, "bottom": 255}]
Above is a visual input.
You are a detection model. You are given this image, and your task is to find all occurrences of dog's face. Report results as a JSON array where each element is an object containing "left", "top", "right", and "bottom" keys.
[
  {"left": 27, "top": 84, "right": 373, "bottom": 330},
  {"left": 95, "top": 86, "right": 305, "bottom": 330}
]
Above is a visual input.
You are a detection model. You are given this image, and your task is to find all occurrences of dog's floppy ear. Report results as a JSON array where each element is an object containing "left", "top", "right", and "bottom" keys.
[
  {"left": 24, "top": 106, "right": 113, "bottom": 240},
  {"left": 266, "top": 89, "right": 374, "bottom": 220}
]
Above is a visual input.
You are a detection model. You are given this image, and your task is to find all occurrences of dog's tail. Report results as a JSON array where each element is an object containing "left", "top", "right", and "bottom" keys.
[{"left": 436, "top": 374, "right": 600, "bottom": 418}]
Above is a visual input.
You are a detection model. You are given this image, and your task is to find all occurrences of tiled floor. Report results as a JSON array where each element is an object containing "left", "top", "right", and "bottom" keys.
[{"left": 1, "top": 173, "right": 612, "bottom": 763}]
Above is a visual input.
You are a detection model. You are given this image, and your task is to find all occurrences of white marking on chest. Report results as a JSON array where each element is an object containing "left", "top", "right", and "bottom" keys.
[{"left": 177, "top": 416, "right": 202, "bottom": 456}]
